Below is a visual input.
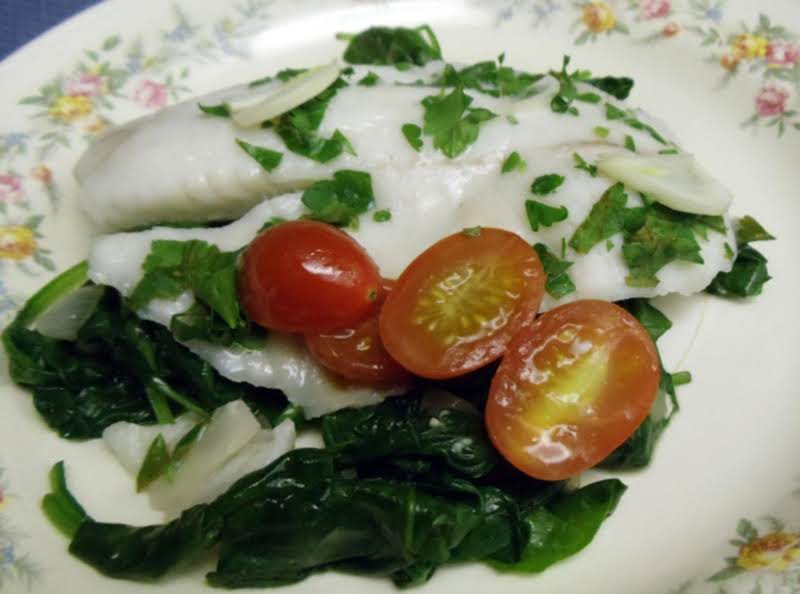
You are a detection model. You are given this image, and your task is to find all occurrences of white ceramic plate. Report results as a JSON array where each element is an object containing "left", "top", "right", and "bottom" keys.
[{"left": 1, "top": 1, "right": 799, "bottom": 593}]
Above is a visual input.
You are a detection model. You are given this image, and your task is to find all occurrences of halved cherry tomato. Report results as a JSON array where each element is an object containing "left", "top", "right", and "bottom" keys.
[
  {"left": 239, "top": 220, "right": 381, "bottom": 333},
  {"left": 305, "top": 280, "right": 411, "bottom": 385},
  {"left": 379, "top": 228, "right": 545, "bottom": 379},
  {"left": 485, "top": 300, "right": 660, "bottom": 481}
]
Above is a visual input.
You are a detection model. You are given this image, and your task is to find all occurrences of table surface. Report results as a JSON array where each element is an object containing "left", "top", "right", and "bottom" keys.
[{"left": 0, "top": 0, "right": 102, "bottom": 60}]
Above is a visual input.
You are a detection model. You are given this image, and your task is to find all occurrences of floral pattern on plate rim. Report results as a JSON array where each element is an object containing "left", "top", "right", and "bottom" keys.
[
  {"left": 491, "top": 1, "right": 800, "bottom": 136},
  {"left": 0, "top": 467, "right": 40, "bottom": 591},
  {"left": 0, "top": 1, "right": 797, "bottom": 592}
]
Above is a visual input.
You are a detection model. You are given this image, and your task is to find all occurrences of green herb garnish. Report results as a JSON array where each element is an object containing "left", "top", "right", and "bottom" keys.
[
  {"left": 373, "top": 209, "right": 392, "bottom": 222},
  {"left": 533, "top": 243, "right": 576, "bottom": 299},
  {"left": 401, "top": 123, "right": 423, "bottom": 151},
  {"left": 421, "top": 86, "right": 497, "bottom": 158},
  {"left": 302, "top": 170, "right": 375, "bottom": 227},
  {"left": 573, "top": 153, "right": 598, "bottom": 177},
  {"left": 236, "top": 139, "right": 283, "bottom": 172},
  {"left": 501, "top": 151, "right": 527, "bottom": 173},
  {"left": 530, "top": 174, "right": 565, "bottom": 196},
  {"left": 525, "top": 201, "right": 568, "bottom": 231}
]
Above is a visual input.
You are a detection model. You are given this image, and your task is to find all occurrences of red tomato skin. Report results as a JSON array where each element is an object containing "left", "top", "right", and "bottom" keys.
[
  {"left": 485, "top": 300, "right": 660, "bottom": 481},
  {"left": 305, "top": 280, "right": 412, "bottom": 385},
  {"left": 239, "top": 221, "right": 381, "bottom": 333},
  {"left": 379, "top": 228, "right": 545, "bottom": 380}
]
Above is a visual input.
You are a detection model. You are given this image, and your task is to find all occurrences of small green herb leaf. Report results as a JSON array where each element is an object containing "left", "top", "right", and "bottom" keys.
[
  {"left": 569, "top": 183, "right": 635, "bottom": 253},
  {"left": 624, "top": 135, "right": 636, "bottom": 152},
  {"left": 357, "top": 71, "right": 380, "bottom": 86},
  {"left": 401, "top": 123, "right": 423, "bottom": 151},
  {"left": 622, "top": 208, "right": 703, "bottom": 288},
  {"left": 587, "top": 76, "right": 634, "bottom": 100},
  {"left": 236, "top": 139, "right": 283, "bottom": 172},
  {"left": 533, "top": 243, "right": 576, "bottom": 299},
  {"left": 302, "top": 170, "right": 375, "bottom": 226},
  {"left": 198, "top": 103, "right": 230, "bottom": 118},
  {"left": 735, "top": 215, "right": 775, "bottom": 246},
  {"left": 462, "top": 226, "right": 482, "bottom": 237},
  {"left": 421, "top": 86, "right": 497, "bottom": 158},
  {"left": 526, "top": 201, "right": 568, "bottom": 232},
  {"left": 129, "top": 240, "right": 244, "bottom": 330},
  {"left": 530, "top": 174, "right": 565, "bottom": 196},
  {"left": 373, "top": 209, "right": 392, "bottom": 222},
  {"left": 501, "top": 151, "right": 527, "bottom": 173},
  {"left": 573, "top": 153, "right": 597, "bottom": 177},
  {"left": 593, "top": 126, "right": 609, "bottom": 139}
]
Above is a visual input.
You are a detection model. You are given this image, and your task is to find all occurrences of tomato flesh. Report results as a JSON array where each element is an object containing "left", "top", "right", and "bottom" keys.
[
  {"left": 239, "top": 220, "right": 381, "bottom": 333},
  {"left": 379, "top": 228, "right": 545, "bottom": 379},
  {"left": 485, "top": 300, "right": 660, "bottom": 481},
  {"left": 306, "top": 280, "right": 411, "bottom": 384}
]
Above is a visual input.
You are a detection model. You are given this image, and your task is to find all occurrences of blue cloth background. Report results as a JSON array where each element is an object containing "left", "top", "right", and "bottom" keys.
[{"left": 0, "top": 0, "right": 102, "bottom": 60}]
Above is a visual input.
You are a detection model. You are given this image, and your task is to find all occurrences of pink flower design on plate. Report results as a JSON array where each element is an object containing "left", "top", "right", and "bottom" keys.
[
  {"left": 640, "top": 0, "right": 671, "bottom": 20},
  {"left": 0, "top": 175, "right": 24, "bottom": 202},
  {"left": 766, "top": 41, "right": 800, "bottom": 67},
  {"left": 756, "top": 83, "right": 792, "bottom": 117},
  {"left": 133, "top": 80, "right": 167, "bottom": 109},
  {"left": 63, "top": 73, "right": 106, "bottom": 97}
]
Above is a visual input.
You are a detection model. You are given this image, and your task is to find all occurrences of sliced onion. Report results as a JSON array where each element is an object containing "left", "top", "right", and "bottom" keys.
[
  {"left": 34, "top": 285, "right": 105, "bottom": 340},
  {"left": 597, "top": 152, "right": 732, "bottom": 216},
  {"left": 228, "top": 61, "right": 341, "bottom": 128}
]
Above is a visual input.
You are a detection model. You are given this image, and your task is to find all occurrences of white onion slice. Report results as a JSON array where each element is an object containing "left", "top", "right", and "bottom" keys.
[
  {"left": 228, "top": 61, "right": 341, "bottom": 128},
  {"left": 597, "top": 153, "right": 732, "bottom": 216},
  {"left": 34, "top": 285, "right": 105, "bottom": 340}
]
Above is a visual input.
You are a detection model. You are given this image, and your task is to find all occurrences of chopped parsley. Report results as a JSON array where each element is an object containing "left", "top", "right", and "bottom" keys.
[
  {"left": 594, "top": 126, "right": 610, "bottom": 139},
  {"left": 549, "top": 56, "right": 598, "bottom": 116},
  {"left": 248, "top": 74, "right": 273, "bottom": 87},
  {"left": 533, "top": 243, "right": 576, "bottom": 299},
  {"left": 604, "top": 102, "right": 667, "bottom": 145},
  {"left": 438, "top": 58, "right": 543, "bottom": 99},
  {"left": 274, "top": 77, "right": 353, "bottom": 163},
  {"left": 462, "top": 226, "right": 482, "bottom": 237},
  {"left": 622, "top": 207, "right": 704, "bottom": 288},
  {"left": 569, "top": 183, "right": 642, "bottom": 254},
  {"left": 343, "top": 25, "right": 441, "bottom": 67},
  {"left": 276, "top": 68, "right": 307, "bottom": 82},
  {"left": 659, "top": 148, "right": 679, "bottom": 155},
  {"left": 573, "top": 153, "right": 598, "bottom": 177},
  {"left": 401, "top": 123, "right": 423, "bottom": 151},
  {"left": 236, "top": 139, "right": 283, "bottom": 172},
  {"left": 501, "top": 151, "right": 527, "bottom": 173},
  {"left": 506, "top": 114, "right": 520, "bottom": 125},
  {"left": 373, "top": 209, "right": 392, "bottom": 222},
  {"left": 530, "top": 174, "right": 565, "bottom": 196},
  {"left": 128, "top": 239, "right": 252, "bottom": 346},
  {"left": 525, "top": 200, "right": 568, "bottom": 231},
  {"left": 587, "top": 76, "right": 634, "bottom": 100},
  {"left": 301, "top": 170, "right": 374, "bottom": 227},
  {"left": 357, "top": 71, "right": 380, "bottom": 86},
  {"left": 735, "top": 215, "right": 775, "bottom": 246},
  {"left": 624, "top": 135, "right": 636, "bottom": 152},
  {"left": 198, "top": 103, "right": 230, "bottom": 118},
  {"left": 421, "top": 86, "right": 497, "bottom": 158}
]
